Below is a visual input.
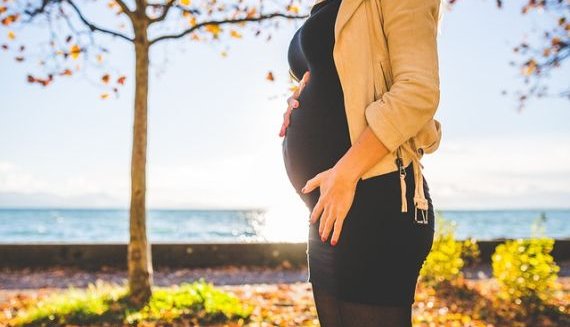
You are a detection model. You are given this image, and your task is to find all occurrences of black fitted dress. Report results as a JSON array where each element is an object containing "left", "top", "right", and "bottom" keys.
[{"left": 281, "top": 0, "right": 436, "bottom": 306}]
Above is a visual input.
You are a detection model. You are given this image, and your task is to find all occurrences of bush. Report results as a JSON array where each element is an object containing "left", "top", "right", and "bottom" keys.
[
  {"left": 492, "top": 214, "right": 561, "bottom": 308},
  {"left": 419, "top": 213, "right": 464, "bottom": 286},
  {"left": 492, "top": 238, "right": 560, "bottom": 306}
]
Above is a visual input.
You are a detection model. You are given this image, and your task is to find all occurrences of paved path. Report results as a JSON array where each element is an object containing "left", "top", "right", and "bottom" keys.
[{"left": 1, "top": 260, "right": 568, "bottom": 303}]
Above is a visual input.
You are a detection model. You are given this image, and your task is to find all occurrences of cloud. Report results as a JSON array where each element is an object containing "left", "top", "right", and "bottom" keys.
[
  {"left": 422, "top": 132, "right": 570, "bottom": 209},
  {"left": 1, "top": 132, "right": 568, "bottom": 209},
  {"left": 0, "top": 161, "right": 126, "bottom": 208}
]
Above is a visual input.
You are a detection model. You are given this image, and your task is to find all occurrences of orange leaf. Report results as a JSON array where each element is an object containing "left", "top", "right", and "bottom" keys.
[
  {"left": 117, "top": 76, "right": 126, "bottom": 85},
  {"left": 70, "top": 44, "right": 81, "bottom": 59},
  {"left": 27, "top": 74, "right": 53, "bottom": 87},
  {"left": 522, "top": 59, "right": 537, "bottom": 76},
  {"left": 246, "top": 7, "right": 257, "bottom": 19},
  {"left": 266, "top": 71, "right": 275, "bottom": 81},
  {"left": 1, "top": 14, "right": 19, "bottom": 26}
]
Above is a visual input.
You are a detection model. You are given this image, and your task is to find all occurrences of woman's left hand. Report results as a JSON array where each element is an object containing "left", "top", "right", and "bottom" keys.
[{"left": 301, "top": 166, "right": 358, "bottom": 246}]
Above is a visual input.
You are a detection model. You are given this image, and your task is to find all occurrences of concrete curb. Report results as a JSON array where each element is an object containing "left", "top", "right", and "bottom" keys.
[{"left": 0, "top": 240, "right": 569, "bottom": 269}]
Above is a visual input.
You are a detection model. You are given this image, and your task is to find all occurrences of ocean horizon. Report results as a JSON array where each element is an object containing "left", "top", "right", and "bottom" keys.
[{"left": 0, "top": 207, "right": 568, "bottom": 244}]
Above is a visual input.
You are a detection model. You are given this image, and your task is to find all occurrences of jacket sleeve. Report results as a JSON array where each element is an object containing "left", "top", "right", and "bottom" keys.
[{"left": 364, "top": 0, "right": 441, "bottom": 153}]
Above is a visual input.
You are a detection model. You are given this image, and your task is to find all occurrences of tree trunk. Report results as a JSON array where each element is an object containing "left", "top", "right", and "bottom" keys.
[{"left": 128, "top": 17, "right": 153, "bottom": 306}]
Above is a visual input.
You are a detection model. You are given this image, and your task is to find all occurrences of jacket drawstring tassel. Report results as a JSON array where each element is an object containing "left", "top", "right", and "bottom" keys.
[
  {"left": 396, "top": 143, "right": 429, "bottom": 224},
  {"left": 396, "top": 147, "right": 408, "bottom": 213},
  {"left": 399, "top": 171, "right": 408, "bottom": 212},
  {"left": 412, "top": 157, "right": 429, "bottom": 224}
]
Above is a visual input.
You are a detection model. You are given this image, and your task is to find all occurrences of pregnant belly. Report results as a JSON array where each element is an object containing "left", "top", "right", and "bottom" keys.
[{"left": 281, "top": 86, "right": 351, "bottom": 194}]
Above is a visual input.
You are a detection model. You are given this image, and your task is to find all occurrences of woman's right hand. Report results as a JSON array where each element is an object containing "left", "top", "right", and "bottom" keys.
[{"left": 279, "top": 71, "right": 311, "bottom": 137}]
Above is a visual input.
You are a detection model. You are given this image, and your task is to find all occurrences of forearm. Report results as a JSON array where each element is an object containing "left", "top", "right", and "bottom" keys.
[{"left": 333, "top": 126, "right": 391, "bottom": 183}]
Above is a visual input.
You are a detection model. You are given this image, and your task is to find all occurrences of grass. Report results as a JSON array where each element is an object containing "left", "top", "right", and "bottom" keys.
[
  {"left": 8, "top": 278, "right": 253, "bottom": 326},
  {"left": 3, "top": 276, "right": 569, "bottom": 326}
]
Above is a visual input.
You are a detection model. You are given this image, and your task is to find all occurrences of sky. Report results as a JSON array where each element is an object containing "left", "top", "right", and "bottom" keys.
[{"left": 0, "top": 0, "right": 569, "bottom": 211}]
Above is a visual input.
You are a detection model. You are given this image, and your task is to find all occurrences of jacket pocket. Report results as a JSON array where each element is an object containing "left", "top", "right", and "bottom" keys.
[{"left": 373, "top": 59, "right": 392, "bottom": 100}]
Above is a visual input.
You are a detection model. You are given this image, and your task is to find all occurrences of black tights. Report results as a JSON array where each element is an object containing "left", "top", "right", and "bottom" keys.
[{"left": 311, "top": 284, "right": 412, "bottom": 327}]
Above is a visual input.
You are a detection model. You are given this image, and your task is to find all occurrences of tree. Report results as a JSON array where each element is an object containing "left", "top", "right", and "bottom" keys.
[
  {"left": 450, "top": 0, "right": 570, "bottom": 109},
  {"left": 0, "top": 0, "right": 307, "bottom": 306},
  {"left": 512, "top": 0, "right": 569, "bottom": 109}
]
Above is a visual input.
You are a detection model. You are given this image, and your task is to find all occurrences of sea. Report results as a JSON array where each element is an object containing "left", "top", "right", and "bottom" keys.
[{"left": 0, "top": 208, "right": 568, "bottom": 243}]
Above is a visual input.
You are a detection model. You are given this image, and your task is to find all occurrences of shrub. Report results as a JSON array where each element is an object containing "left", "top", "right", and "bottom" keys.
[
  {"left": 491, "top": 214, "right": 561, "bottom": 308},
  {"left": 419, "top": 213, "right": 464, "bottom": 286},
  {"left": 492, "top": 238, "right": 560, "bottom": 306}
]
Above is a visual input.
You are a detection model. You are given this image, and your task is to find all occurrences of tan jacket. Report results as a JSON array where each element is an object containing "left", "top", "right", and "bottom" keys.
[{"left": 306, "top": 0, "right": 443, "bottom": 218}]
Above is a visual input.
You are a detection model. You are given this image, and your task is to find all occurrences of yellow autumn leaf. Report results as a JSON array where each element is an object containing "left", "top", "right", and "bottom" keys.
[
  {"left": 180, "top": 0, "right": 191, "bottom": 6},
  {"left": 230, "top": 30, "right": 242, "bottom": 39},
  {"left": 288, "top": 5, "right": 300, "bottom": 14},
  {"left": 70, "top": 44, "right": 81, "bottom": 59},
  {"left": 101, "top": 92, "right": 109, "bottom": 99},
  {"left": 7, "top": 31, "right": 15, "bottom": 40},
  {"left": 205, "top": 24, "right": 221, "bottom": 38}
]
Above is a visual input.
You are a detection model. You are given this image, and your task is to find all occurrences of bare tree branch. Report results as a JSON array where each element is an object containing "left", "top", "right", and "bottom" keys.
[
  {"left": 148, "top": 0, "right": 176, "bottom": 24},
  {"left": 149, "top": 12, "right": 308, "bottom": 45},
  {"left": 65, "top": 0, "right": 134, "bottom": 42},
  {"left": 114, "top": 0, "right": 136, "bottom": 20},
  {"left": 23, "top": 0, "right": 58, "bottom": 21}
]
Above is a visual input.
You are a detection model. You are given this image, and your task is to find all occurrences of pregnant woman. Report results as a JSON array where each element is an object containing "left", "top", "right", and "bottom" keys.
[{"left": 280, "top": 0, "right": 442, "bottom": 326}]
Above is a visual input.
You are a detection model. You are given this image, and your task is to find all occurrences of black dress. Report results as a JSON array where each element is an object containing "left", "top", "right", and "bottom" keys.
[{"left": 281, "top": 0, "right": 435, "bottom": 306}]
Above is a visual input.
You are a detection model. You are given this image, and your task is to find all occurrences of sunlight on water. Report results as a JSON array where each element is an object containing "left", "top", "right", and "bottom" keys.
[
  {"left": 258, "top": 200, "right": 310, "bottom": 243},
  {"left": 0, "top": 208, "right": 568, "bottom": 243}
]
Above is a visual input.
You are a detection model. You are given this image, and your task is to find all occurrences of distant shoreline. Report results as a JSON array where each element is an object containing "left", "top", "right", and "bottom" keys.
[{"left": 1, "top": 207, "right": 570, "bottom": 211}]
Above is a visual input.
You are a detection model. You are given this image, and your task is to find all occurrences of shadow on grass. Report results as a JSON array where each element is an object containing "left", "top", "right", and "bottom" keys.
[{"left": 4, "top": 278, "right": 252, "bottom": 327}]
